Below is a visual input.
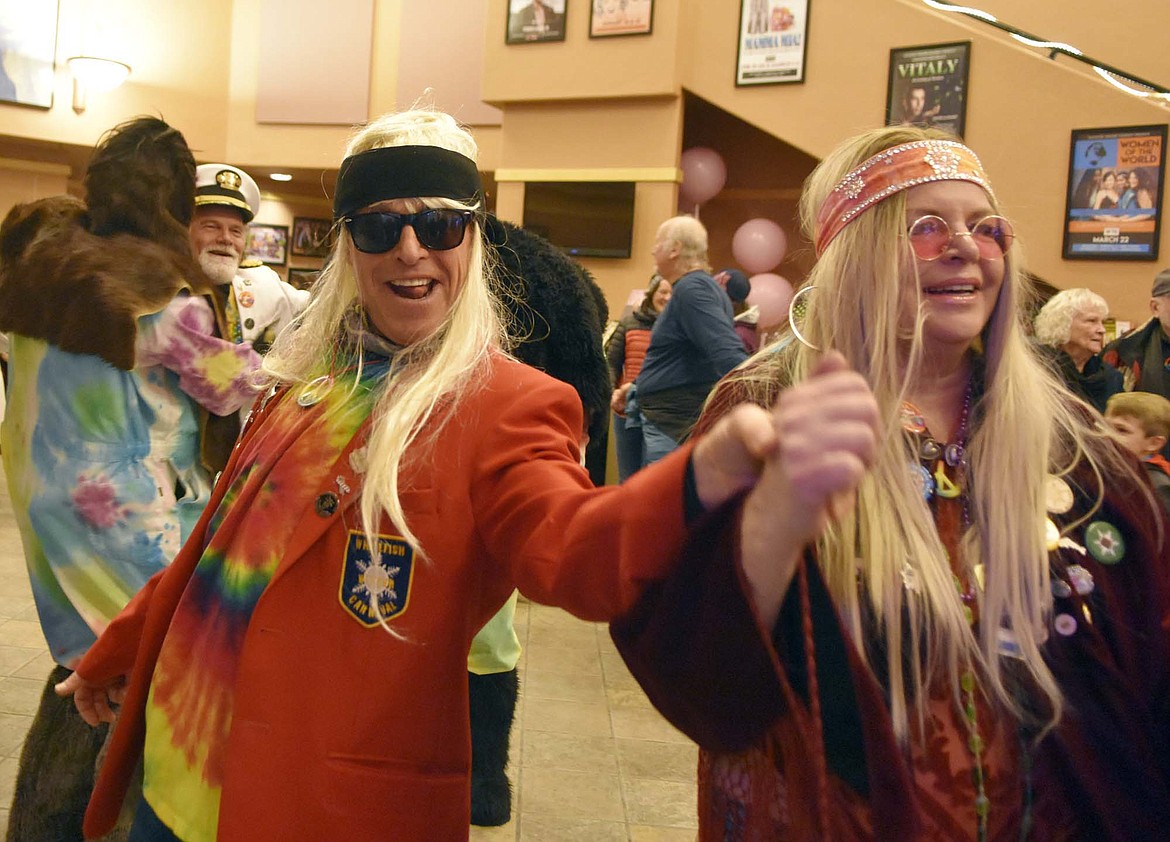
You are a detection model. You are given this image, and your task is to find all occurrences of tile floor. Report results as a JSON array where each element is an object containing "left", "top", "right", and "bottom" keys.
[{"left": 0, "top": 466, "right": 699, "bottom": 840}]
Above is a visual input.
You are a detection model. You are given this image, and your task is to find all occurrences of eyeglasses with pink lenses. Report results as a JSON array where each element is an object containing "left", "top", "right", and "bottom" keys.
[{"left": 906, "top": 215, "right": 1014, "bottom": 261}]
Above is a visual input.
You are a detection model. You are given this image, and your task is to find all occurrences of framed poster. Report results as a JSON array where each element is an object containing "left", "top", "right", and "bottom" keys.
[
  {"left": 287, "top": 267, "right": 320, "bottom": 290},
  {"left": 506, "top": 0, "right": 567, "bottom": 44},
  {"left": 1062, "top": 124, "right": 1168, "bottom": 261},
  {"left": 291, "top": 217, "right": 334, "bottom": 258},
  {"left": 885, "top": 41, "right": 970, "bottom": 139},
  {"left": 735, "top": 0, "right": 810, "bottom": 86},
  {"left": 0, "top": 0, "right": 59, "bottom": 108},
  {"left": 245, "top": 224, "right": 289, "bottom": 266},
  {"left": 589, "top": 0, "right": 653, "bottom": 38}
]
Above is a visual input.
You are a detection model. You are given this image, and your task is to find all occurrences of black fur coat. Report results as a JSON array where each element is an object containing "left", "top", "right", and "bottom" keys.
[{"left": 490, "top": 220, "right": 612, "bottom": 485}]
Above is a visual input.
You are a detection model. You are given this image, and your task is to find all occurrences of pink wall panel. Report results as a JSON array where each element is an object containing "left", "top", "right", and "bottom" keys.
[{"left": 255, "top": 0, "right": 374, "bottom": 124}]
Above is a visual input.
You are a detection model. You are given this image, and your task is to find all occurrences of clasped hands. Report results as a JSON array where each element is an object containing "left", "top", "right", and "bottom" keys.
[{"left": 691, "top": 352, "right": 882, "bottom": 624}]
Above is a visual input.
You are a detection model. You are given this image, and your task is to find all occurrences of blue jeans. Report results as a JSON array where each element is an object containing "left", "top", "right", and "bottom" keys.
[
  {"left": 129, "top": 797, "right": 180, "bottom": 842},
  {"left": 641, "top": 417, "right": 680, "bottom": 466},
  {"left": 613, "top": 412, "right": 645, "bottom": 482}
]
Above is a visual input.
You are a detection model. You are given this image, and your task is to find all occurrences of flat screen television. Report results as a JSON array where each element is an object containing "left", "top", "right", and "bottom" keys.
[{"left": 522, "top": 181, "right": 636, "bottom": 259}]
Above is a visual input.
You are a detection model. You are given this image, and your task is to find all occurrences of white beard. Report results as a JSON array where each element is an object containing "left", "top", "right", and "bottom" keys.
[{"left": 197, "top": 250, "right": 240, "bottom": 285}]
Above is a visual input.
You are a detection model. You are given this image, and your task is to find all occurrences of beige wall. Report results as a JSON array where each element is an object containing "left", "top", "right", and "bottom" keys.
[
  {"left": 224, "top": 0, "right": 387, "bottom": 168},
  {"left": 225, "top": 0, "right": 503, "bottom": 171},
  {"left": 0, "top": 160, "right": 70, "bottom": 216}
]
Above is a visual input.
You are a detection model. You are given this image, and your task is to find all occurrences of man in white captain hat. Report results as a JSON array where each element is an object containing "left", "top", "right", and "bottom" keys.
[{"left": 189, "top": 163, "right": 309, "bottom": 355}]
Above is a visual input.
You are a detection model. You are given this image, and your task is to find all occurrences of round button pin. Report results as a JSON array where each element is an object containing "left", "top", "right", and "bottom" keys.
[
  {"left": 315, "top": 492, "right": 339, "bottom": 517},
  {"left": 1085, "top": 521, "right": 1125, "bottom": 565},
  {"left": 944, "top": 442, "right": 965, "bottom": 468},
  {"left": 901, "top": 403, "right": 926, "bottom": 434},
  {"left": 1066, "top": 564, "right": 1095, "bottom": 595},
  {"left": 1045, "top": 475, "right": 1074, "bottom": 514},
  {"left": 1054, "top": 613, "right": 1078, "bottom": 636},
  {"left": 297, "top": 374, "right": 333, "bottom": 407}
]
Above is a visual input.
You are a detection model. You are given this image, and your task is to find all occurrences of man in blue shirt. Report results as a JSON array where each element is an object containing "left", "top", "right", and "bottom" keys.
[{"left": 634, "top": 216, "right": 748, "bottom": 465}]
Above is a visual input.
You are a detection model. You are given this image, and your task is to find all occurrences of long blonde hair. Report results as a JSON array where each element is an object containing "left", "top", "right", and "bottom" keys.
[
  {"left": 263, "top": 109, "right": 508, "bottom": 559},
  {"left": 732, "top": 126, "right": 1146, "bottom": 740}
]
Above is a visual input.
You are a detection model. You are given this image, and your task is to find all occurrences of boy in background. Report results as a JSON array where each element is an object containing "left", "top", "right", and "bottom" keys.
[{"left": 1105, "top": 391, "right": 1170, "bottom": 514}]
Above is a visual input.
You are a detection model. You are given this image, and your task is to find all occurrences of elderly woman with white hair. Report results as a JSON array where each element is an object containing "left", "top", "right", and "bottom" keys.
[{"left": 1034, "top": 287, "right": 1123, "bottom": 412}]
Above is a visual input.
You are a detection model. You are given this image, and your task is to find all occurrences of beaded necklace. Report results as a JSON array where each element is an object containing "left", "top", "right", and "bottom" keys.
[{"left": 902, "top": 379, "right": 989, "bottom": 842}]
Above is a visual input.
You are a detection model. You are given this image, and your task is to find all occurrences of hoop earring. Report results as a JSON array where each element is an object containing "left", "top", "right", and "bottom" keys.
[{"left": 788, "top": 285, "right": 819, "bottom": 350}]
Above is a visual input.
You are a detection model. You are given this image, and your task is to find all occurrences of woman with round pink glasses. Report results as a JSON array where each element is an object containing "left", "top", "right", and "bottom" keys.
[{"left": 613, "top": 125, "right": 1170, "bottom": 841}]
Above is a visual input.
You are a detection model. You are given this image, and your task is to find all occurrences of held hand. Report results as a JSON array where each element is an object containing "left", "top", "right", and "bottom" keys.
[
  {"left": 55, "top": 671, "right": 127, "bottom": 726},
  {"left": 690, "top": 402, "right": 779, "bottom": 511},
  {"left": 741, "top": 352, "right": 881, "bottom": 624}
]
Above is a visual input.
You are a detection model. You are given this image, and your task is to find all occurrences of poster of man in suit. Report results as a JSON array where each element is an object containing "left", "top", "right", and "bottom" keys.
[
  {"left": 885, "top": 41, "right": 971, "bottom": 138},
  {"left": 507, "top": 0, "right": 567, "bottom": 43}
]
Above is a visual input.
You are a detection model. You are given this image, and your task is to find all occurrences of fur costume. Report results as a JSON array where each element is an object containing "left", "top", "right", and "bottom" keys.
[
  {"left": 0, "top": 118, "right": 210, "bottom": 372},
  {"left": 465, "top": 220, "right": 611, "bottom": 825},
  {"left": 0, "top": 196, "right": 210, "bottom": 371},
  {"left": 492, "top": 220, "right": 612, "bottom": 482},
  {"left": 2, "top": 117, "right": 254, "bottom": 842}
]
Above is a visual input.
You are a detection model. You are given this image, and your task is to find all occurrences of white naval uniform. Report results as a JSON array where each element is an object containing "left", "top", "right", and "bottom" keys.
[
  {"left": 226, "top": 262, "right": 309, "bottom": 422},
  {"left": 230, "top": 261, "right": 310, "bottom": 350}
]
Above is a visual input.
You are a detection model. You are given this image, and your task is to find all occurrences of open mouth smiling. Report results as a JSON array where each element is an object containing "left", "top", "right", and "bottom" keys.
[
  {"left": 387, "top": 278, "right": 437, "bottom": 300},
  {"left": 924, "top": 281, "right": 979, "bottom": 296}
]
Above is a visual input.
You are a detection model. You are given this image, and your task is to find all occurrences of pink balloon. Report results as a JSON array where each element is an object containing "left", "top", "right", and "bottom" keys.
[
  {"left": 679, "top": 147, "right": 727, "bottom": 206},
  {"left": 732, "top": 218, "right": 788, "bottom": 274},
  {"left": 746, "top": 273, "right": 793, "bottom": 328}
]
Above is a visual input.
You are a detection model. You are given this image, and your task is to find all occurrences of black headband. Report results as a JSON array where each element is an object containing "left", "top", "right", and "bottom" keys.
[{"left": 332, "top": 145, "right": 483, "bottom": 220}]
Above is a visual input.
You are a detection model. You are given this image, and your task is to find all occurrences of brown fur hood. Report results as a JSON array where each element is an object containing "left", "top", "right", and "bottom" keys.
[{"left": 0, "top": 195, "right": 214, "bottom": 370}]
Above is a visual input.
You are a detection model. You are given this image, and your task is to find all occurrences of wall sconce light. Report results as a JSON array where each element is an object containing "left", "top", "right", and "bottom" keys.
[{"left": 68, "top": 56, "right": 131, "bottom": 114}]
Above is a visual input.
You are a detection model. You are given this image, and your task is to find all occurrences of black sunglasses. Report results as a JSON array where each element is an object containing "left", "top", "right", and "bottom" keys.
[{"left": 343, "top": 209, "right": 474, "bottom": 254}]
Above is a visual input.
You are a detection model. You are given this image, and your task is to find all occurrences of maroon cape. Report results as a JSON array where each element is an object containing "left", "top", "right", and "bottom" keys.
[{"left": 612, "top": 377, "right": 1170, "bottom": 841}]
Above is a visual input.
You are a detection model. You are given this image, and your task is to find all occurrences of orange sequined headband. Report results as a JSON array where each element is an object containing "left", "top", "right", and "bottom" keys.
[{"left": 814, "top": 139, "right": 994, "bottom": 256}]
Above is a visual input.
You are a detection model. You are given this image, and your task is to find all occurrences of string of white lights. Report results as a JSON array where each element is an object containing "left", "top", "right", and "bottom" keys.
[{"left": 921, "top": 0, "right": 1169, "bottom": 102}]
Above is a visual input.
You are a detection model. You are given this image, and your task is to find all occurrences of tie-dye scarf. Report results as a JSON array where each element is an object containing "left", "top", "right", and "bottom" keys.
[{"left": 140, "top": 352, "right": 388, "bottom": 841}]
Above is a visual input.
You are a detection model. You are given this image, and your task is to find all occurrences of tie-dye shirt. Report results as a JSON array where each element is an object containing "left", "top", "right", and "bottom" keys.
[
  {"left": 141, "top": 358, "right": 387, "bottom": 842},
  {"left": 0, "top": 295, "right": 261, "bottom": 667}
]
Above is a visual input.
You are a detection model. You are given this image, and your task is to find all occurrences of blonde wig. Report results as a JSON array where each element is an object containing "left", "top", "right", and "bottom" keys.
[
  {"left": 728, "top": 125, "right": 1147, "bottom": 740},
  {"left": 263, "top": 109, "right": 508, "bottom": 564},
  {"left": 1033, "top": 287, "right": 1108, "bottom": 348}
]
